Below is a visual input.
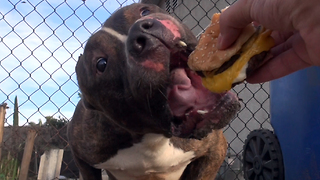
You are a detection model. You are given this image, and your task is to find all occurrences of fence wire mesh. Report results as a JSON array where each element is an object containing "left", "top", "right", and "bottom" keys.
[{"left": 0, "top": 0, "right": 272, "bottom": 179}]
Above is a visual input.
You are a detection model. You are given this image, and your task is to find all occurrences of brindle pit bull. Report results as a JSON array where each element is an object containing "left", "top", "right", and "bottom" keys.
[{"left": 68, "top": 3, "right": 240, "bottom": 180}]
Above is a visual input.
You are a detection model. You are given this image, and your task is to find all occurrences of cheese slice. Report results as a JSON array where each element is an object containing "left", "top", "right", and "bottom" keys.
[{"left": 202, "top": 29, "right": 275, "bottom": 93}]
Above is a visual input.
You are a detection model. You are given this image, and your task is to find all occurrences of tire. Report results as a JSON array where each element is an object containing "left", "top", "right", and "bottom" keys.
[{"left": 242, "top": 129, "right": 284, "bottom": 180}]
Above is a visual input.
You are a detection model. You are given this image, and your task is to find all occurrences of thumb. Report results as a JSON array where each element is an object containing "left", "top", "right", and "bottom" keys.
[
  {"left": 217, "top": 27, "right": 242, "bottom": 50},
  {"left": 218, "top": 0, "right": 255, "bottom": 49}
]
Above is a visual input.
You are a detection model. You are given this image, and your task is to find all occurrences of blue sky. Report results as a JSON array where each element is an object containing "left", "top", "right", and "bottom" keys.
[{"left": 0, "top": 0, "right": 137, "bottom": 125}]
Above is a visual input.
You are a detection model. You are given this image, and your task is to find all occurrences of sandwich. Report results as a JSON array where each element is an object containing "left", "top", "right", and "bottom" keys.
[{"left": 188, "top": 12, "right": 275, "bottom": 93}]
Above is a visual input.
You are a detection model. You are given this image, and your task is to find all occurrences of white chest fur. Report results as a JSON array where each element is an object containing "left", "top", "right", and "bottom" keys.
[{"left": 94, "top": 134, "right": 195, "bottom": 180}]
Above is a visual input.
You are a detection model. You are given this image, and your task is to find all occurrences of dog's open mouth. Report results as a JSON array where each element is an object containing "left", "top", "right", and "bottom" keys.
[{"left": 167, "top": 43, "right": 241, "bottom": 139}]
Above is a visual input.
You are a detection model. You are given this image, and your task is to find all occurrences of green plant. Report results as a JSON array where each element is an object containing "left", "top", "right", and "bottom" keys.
[
  {"left": 0, "top": 153, "right": 19, "bottom": 180},
  {"left": 11, "top": 96, "right": 20, "bottom": 163},
  {"left": 44, "top": 116, "right": 68, "bottom": 129},
  {"left": 13, "top": 96, "right": 19, "bottom": 127}
]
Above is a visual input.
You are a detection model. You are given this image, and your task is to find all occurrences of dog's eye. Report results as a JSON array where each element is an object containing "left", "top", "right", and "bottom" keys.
[
  {"left": 96, "top": 58, "right": 107, "bottom": 72},
  {"left": 140, "top": 9, "right": 150, "bottom": 16}
]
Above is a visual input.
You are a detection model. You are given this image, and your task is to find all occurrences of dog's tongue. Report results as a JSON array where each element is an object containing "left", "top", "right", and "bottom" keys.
[
  {"left": 167, "top": 68, "right": 195, "bottom": 116},
  {"left": 167, "top": 68, "right": 240, "bottom": 138},
  {"left": 167, "top": 68, "right": 218, "bottom": 117}
]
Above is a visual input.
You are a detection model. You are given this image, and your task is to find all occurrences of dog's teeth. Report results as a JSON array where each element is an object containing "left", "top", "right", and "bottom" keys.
[
  {"left": 179, "top": 41, "right": 187, "bottom": 47},
  {"left": 197, "top": 110, "right": 208, "bottom": 115}
]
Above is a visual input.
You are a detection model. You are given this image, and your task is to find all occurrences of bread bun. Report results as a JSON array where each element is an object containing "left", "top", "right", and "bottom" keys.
[
  {"left": 188, "top": 11, "right": 275, "bottom": 93},
  {"left": 188, "top": 13, "right": 256, "bottom": 71}
]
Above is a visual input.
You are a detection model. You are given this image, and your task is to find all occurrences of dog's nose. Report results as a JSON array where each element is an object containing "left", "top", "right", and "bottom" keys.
[
  {"left": 127, "top": 18, "right": 177, "bottom": 58},
  {"left": 128, "top": 19, "right": 159, "bottom": 56},
  {"left": 131, "top": 21, "right": 154, "bottom": 54},
  {"left": 139, "top": 19, "right": 154, "bottom": 31}
]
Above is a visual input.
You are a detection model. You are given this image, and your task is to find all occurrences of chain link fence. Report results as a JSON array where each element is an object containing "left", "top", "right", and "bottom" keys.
[{"left": 0, "top": 0, "right": 272, "bottom": 179}]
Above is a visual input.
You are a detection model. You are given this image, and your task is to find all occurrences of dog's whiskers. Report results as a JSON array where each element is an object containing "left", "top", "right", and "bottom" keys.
[
  {"left": 149, "top": 83, "right": 153, "bottom": 99},
  {"left": 147, "top": 83, "right": 153, "bottom": 116},
  {"left": 157, "top": 88, "right": 168, "bottom": 100}
]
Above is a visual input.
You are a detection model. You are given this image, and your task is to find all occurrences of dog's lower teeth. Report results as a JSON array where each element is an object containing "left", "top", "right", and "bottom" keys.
[
  {"left": 197, "top": 110, "right": 208, "bottom": 114},
  {"left": 179, "top": 41, "right": 187, "bottom": 47}
]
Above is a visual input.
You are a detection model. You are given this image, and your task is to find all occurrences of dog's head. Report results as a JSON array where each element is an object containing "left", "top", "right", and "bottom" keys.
[{"left": 76, "top": 3, "right": 240, "bottom": 139}]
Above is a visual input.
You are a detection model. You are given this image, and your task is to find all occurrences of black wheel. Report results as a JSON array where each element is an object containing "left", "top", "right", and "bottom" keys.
[{"left": 243, "top": 129, "right": 284, "bottom": 180}]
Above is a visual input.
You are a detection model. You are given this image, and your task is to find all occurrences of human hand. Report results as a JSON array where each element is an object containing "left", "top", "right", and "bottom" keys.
[{"left": 218, "top": 0, "right": 320, "bottom": 83}]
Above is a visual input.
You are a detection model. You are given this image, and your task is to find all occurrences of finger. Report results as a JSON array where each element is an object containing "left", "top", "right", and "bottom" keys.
[
  {"left": 270, "top": 32, "right": 298, "bottom": 57},
  {"left": 271, "top": 31, "right": 295, "bottom": 46},
  {"left": 217, "top": 28, "right": 242, "bottom": 50},
  {"left": 218, "top": 0, "right": 254, "bottom": 49},
  {"left": 218, "top": 0, "right": 295, "bottom": 49},
  {"left": 246, "top": 48, "right": 311, "bottom": 83}
]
